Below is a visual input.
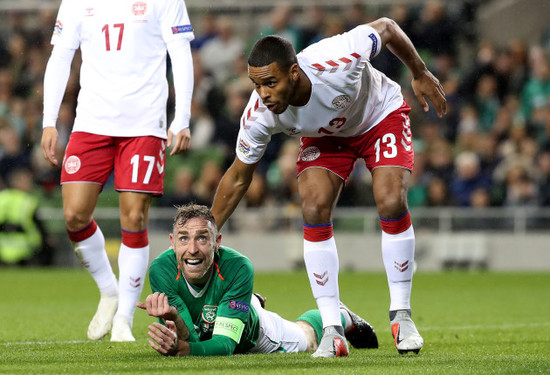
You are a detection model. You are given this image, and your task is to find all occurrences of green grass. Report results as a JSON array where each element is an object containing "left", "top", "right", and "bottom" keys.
[{"left": 0, "top": 269, "right": 549, "bottom": 374}]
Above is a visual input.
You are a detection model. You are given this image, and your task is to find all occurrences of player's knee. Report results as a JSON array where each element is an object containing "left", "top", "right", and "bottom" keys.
[
  {"left": 300, "top": 193, "right": 333, "bottom": 223},
  {"left": 376, "top": 194, "right": 407, "bottom": 219},
  {"left": 120, "top": 209, "right": 147, "bottom": 231},
  {"left": 63, "top": 207, "right": 93, "bottom": 231}
]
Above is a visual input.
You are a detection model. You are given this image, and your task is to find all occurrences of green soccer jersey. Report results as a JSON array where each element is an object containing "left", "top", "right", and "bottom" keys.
[{"left": 148, "top": 246, "right": 260, "bottom": 355}]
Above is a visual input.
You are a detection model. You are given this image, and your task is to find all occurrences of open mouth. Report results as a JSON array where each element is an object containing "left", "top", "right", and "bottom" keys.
[{"left": 184, "top": 259, "right": 203, "bottom": 268}]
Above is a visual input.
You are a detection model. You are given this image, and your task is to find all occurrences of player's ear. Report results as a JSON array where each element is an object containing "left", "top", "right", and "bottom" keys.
[
  {"left": 169, "top": 232, "right": 175, "bottom": 248},
  {"left": 289, "top": 63, "right": 300, "bottom": 81},
  {"left": 215, "top": 233, "right": 222, "bottom": 247}
]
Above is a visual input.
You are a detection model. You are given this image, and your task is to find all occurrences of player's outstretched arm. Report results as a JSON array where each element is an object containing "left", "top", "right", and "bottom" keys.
[
  {"left": 211, "top": 158, "right": 259, "bottom": 230},
  {"left": 368, "top": 17, "right": 447, "bottom": 118}
]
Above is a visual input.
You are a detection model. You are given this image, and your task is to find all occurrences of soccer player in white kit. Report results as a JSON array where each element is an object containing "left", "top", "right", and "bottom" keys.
[
  {"left": 210, "top": 17, "right": 447, "bottom": 357},
  {"left": 41, "top": 0, "right": 195, "bottom": 342}
]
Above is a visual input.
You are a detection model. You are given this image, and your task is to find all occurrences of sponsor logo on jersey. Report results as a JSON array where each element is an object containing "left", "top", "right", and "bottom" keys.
[
  {"left": 300, "top": 146, "right": 321, "bottom": 162},
  {"left": 64, "top": 155, "right": 81, "bottom": 174},
  {"left": 201, "top": 305, "right": 218, "bottom": 324},
  {"left": 229, "top": 300, "right": 250, "bottom": 313},
  {"left": 237, "top": 139, "right": 251, "bottom": 157},
  {"left": 172, "top": 25, "right": 193, "bottom": 34},
  {"left": 332, "top": 95, "right": 351, "bottom": 110},
  {"left": 132, "top": 1, "right": 147, "bottom": 16},
  {"left": 53, "top": 21, "right": 63, "bottom": 37}
]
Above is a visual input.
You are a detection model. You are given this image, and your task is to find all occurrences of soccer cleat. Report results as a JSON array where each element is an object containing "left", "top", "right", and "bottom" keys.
[
  {"left": 87, "top": 294, "right": 118, "bottom": 340},
  {"left": 339, "top": 302, "right": 379, "bottom": 349},
  {"left": 311, "top": 325, "right": 349, "bottom": 358},
  {"left": 390, "top": 310, "right": 423, "bottom": 354},
  {"left": 110, "top": 316, "right": 135, "bottom": 342}
]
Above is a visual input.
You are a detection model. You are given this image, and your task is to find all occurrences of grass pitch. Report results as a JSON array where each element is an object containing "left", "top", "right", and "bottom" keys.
[{"left": 0, "top": 269, "right": 548, "bottom": 374}]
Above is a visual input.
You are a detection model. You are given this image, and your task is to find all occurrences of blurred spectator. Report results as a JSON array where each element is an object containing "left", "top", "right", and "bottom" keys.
[
  {"left": 520, "top": 46, "right": 550, "bottom": 119},
  {"left": 193, "top": 160, "right": 223, "bottom": 205},
  {"left": 427, "top": 177, "right": 454, "bottom": 206},
  {"left": 474, "top": 73, "right": 500, "bottom": 132},
  {"left": 213, "top": 78, "right": 251, "bottom": 168},
  {"left": 300, "top": 4, "right": 326, "bottom": 47},
  {"left": 199, "top": 16, "right": 245, "bottom": 86},
  {"left": 259, "top": 1, "right": 303, "bottom": 50},
  {"left": 0, "top": 168, "right": 53, "bottom": 265},
  {"left": 266, "top": 139, "right": 300, "bottom": 207},
  {"left": 190, "top": 12, "right": 219, "bottom": 50},
  {"left": 502, "top": 165, "right": 538, "bottom": 207},
  {"left": 536, "top": 147, "right": 550, "bottom": 206},
  {"left": 0, "top": 119, "right": 31, "bottom": 182},
  {"left": 449, "top": 151, "right": 492, "bottom": 206},
  {"left": 412, "top": 0, "right": 457, "bottom": 59},
  {"left": 159, "top": 167, "right": 205, "bottom": 207},
  {"left": 343, "top": 1, "right": 368, "bottom": 31}
]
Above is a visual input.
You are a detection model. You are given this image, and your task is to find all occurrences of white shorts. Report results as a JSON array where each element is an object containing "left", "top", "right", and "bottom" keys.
[{"left": 248, "top": 296, "right": 308, "bottom": 353}]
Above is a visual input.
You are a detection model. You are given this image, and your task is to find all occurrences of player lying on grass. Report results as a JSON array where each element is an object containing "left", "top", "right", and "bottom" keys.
[{"left": 137, "top": 204, "right": 378, "bottom": 356}]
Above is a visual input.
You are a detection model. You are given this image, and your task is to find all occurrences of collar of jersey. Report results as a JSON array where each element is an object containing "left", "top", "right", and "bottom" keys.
[{"left": 183, "top": 270, "right": 213, "bottom": 298}]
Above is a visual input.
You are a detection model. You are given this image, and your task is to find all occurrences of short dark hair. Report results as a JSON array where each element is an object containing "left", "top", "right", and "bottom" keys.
[
  {"left": 173, "top": 204, "right": 217, "bottom": 233},
  {"left": 248, "top": 35, "right": 297, "bottom": 71}
]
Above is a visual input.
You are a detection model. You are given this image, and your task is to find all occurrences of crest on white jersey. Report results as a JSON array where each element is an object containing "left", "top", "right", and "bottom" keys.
[
  {"left": 332, "top": 95, "right": 351, "bottom": 110},
  {"left": 132, "top": 1, "right": 147, "bottom": 16}
]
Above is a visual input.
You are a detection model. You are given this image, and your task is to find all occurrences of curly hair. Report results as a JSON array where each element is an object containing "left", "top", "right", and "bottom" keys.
[{"left": 173, "top": 204, "right": 217, "bottom": 233}]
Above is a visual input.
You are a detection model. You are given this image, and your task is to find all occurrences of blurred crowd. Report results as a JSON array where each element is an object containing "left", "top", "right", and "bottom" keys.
[{"left": 1, "top": 0, "right": 550, "bottom": 219}]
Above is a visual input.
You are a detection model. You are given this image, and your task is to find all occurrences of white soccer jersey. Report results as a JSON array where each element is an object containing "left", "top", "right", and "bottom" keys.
[
  {"left": 52, "top": 0, "right": 194, "bottom": 138},
  {"left": 236, "top": 25, "right": 403, "bottom": 164}
]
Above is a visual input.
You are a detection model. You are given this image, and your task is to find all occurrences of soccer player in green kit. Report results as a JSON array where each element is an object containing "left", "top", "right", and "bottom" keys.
[{"left": 137, "top": 204, "right": 378, "bottom": 356}]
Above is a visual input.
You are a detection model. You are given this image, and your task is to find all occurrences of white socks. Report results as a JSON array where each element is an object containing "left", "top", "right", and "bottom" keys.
[
  {"left": 114, "top": 244, "right": 149, "bottom": 324},
  {"left": 304, "top": 237, "right": 341, "bottom": 328},
  {"left": 382, "top": 225, "right": 415, "bottom": 311},
  {"left": 73, "top": 226, "right": 118, "bottom": 297}
]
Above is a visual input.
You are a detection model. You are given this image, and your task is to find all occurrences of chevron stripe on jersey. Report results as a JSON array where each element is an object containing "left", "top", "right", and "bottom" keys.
[
  {"left": 311, "top": 53, "right": 361, "bottom": 76},
  {"left": 241, "top": 99, "right": 266, "bottom": 129}
]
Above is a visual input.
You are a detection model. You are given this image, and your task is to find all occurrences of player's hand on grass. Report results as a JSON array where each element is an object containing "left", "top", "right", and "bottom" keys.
[
  {"left": 147, "top": 321, "right": 190, "bottom": 356},
  {"left": 137, "top": 292, "right": 190, "bottom": 341},
  {"left": 411, "top": 69, "right": 447, "bottom": 118},
  {"left": 41, "top": 127, "right": 59, "bottom": 166},
  {"left": 167, "top": 127, "right": 190, "bottom": 156}
]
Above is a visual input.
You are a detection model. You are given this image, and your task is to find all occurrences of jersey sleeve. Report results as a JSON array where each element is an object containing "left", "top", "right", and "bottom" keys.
[
  {"left": 212, "top": 257, "right": 255, "bottom": 344},
  {"left": 346, "top": 24, "right": 382, "bottom": 60},
  {"left": 158, "top": 0, "right": 195, "bottom": 44},
  {"left": 188, "top": 334, "right": 237, "bottom": 356},
  {"left": 51, "top": 0, "right": 81, "bottom": 49},
  {"left": 148, "top": 253, "right": 200, "bottom": 342},
  {"left": 235, "top": 94, "right": 275, "bottom": 164}
]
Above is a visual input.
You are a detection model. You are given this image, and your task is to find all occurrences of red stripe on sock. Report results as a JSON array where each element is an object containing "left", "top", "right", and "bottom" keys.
[
  {"left": 67, "top": 220, "right": 98, "bottom": 242},
  {"left": 380, "top": 211, "right": 412, "bottom": 234},
  {"left": 303, "top": 223, "right": 333, "bottom": 242},
  {"left": 121, "top": 228, "right": 149, "bottom": 248}
]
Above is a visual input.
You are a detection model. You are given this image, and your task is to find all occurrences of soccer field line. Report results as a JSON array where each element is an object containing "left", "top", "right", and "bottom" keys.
[
  {"left": 1, "top": 322, "right": 549, "bottom": 346},
  {"left": 420, "top": 321, "right": 550, "bottom": 332}
]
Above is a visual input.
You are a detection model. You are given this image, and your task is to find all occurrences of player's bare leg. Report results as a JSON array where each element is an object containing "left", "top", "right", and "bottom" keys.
[
  {"left": 63, "top": 183, "right": 119, "bottom": 340},
  {"left": 111, "top": 192, "right": 152, "bottom": 342},
  {"left": 373, "top": 167, "right": 423, "bottom": 354}
]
